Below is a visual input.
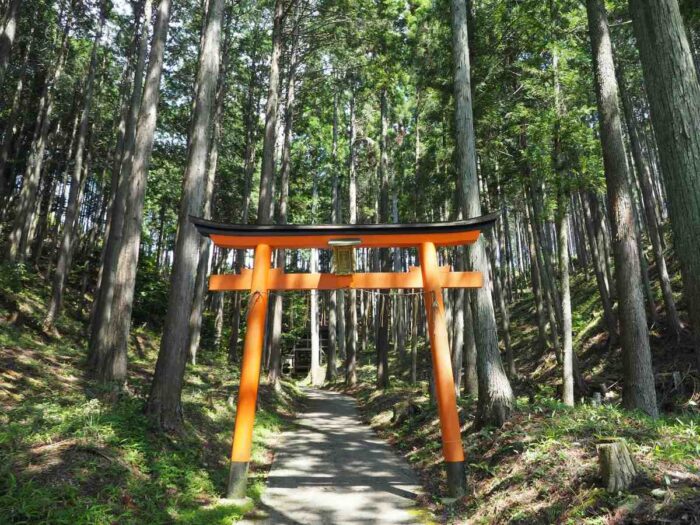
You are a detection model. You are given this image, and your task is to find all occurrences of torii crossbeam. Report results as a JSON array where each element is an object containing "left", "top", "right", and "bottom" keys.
[{"left": 192, "top": 212, "right": 499, "bottom": 499}]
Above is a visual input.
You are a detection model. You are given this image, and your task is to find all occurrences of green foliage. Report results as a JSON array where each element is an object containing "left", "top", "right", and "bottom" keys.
[
  {"left": 132, "top": 255, "right": 170, "bottom": 329},
  {"left": 0, "top": 263, "right": 29, "bottom": 295}
]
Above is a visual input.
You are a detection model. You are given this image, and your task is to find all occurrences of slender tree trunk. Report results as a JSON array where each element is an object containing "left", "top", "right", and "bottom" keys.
[
  {"left": 89, "top": 0, "right": 151, "bottom": 371},
  {"left": 227, "top": 30, "right": 261, "bottom": 364},
  {"left": 0, "top": 0, "right": 20, "bottom": 82},
  {"left": 8, "top": 6, "right": 72, "bottom": 263},
  {"left": 93, "top": 0, "right": 171, "bottom": 384},
  {"left": 146, "top": 0, "right": 223, "bottom": 427},
  {"left": 452, "top": 0, "right": 513, "bottom": 425},
  {"left": 0, "top": 28, "right": 33, "bottom": 202},
  {"left": 310, "top": 172, "right": 323, "bottom": 386},
  {"left": 187, "top": 9, "right": 232, "bottom": 365},
  {"left": 43, "top": 6, "right": 106, "bottom": 330},
  {"left": 580, "top": 192, "right": 618, "bottom": 341},
  {"left": 525, "top": 202, "right": 548, "bottom": 351},
  {"left": 558, "top": 197, "right": 574, "bottom": 406},
  {"left": 268, "top": 31, "right": 297, "bottom": 387},
  {"left": 618, "top": 64, "right": 683, "bottom": 339},
  {"left": 588, "top": 0, "right": 658, "bottom": 417},
  {"left": 327, "top": 90, "right": 341, "bottom": 381},
  {"left": 451, "top": 251, "right": 465, "bottom": 394},
  {"left": 257, "top": 0, "right": 284, "bottom": 226},
  {"left": 346, "top": 91, "right": 358, "bottom": 386},
  {"left": 376, "top": 89, "right": 391, "bottom": 389},
  {"left": 552, "top": 40, "right": 574, "bottom": 404}
]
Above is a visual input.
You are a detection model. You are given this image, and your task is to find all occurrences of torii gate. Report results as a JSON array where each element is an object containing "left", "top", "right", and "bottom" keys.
[{"left": 192, "top": 212, "right": 499, "bottom": 499}]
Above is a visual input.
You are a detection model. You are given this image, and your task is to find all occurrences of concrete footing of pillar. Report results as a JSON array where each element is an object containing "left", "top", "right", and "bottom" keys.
[
  {"left": 446, "top": 460, "right": 467, "bottom": 498},
  {"left": 227, "top": 461, "right": 249, "bottom": 499}
]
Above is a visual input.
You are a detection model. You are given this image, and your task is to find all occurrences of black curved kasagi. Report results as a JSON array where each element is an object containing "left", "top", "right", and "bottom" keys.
[{"left": 190, "top": 210, "right": 500, "bottom": 238}]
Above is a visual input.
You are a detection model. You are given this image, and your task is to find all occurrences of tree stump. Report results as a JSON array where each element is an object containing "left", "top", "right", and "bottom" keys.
[{"left": 597, "top": 440, "right": 637, "bottom": 492}]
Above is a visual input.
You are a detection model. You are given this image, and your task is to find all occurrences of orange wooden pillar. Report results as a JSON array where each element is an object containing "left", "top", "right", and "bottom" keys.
[
  {"left": 418, "top": 241, "right": 466, "bottom": 498},
  {"left": 227, "top": 243, "right": 271, "bottom": 499}
]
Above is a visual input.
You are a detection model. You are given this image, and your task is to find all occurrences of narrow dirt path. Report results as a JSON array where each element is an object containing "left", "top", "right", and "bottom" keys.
[{"left": 243, "top": 389, "right": 424, "bottom": 524}]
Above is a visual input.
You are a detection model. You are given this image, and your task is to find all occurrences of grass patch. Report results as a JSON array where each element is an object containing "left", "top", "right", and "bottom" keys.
[{"left": 0, "top": 266, "right": 301, "bottom": 524}]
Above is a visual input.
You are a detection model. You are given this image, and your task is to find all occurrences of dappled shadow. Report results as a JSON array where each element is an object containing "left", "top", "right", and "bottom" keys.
[{"left": 249, "top": 389, "right": 422, "bottom": 524}]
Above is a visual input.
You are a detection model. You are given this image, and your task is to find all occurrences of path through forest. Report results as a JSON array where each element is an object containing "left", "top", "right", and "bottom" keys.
[{"left": 242, "top": 389, "right": 424, "bottom": 524}]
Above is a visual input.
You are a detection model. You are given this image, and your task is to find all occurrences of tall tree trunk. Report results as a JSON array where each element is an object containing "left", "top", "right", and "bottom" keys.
[
  {"left": 8, "top": 5, "right": 72, "bottom": 263},
  {"left": 93, "top": 0, "right": 171, "bottom": 384},
  {"left": 268, "top": 31, "right": 297, "bottom": 387},
  {"left": 463, "top": 296, "right": 478, "bottom": 396},
  {"left": 489, "top": 229, "right": 515, "bottom": 378},
  {"left": 187, "top": 8, "right": 232, "bottom": 366},
  {"left": 146, "top": 0, "right": 223, "bottom": 428},
  {"left": 552, "top": 40, "right": 574, "bottom": 405},
  {"left": 43, "top": 6, "right": 107, "bottom": 331},
  {"left": 0, "top": 0, "right": 20, "bottom": 82},
  {"left": 617, "top": 62, "right": 683, "bottom": 339},
  {"left": 451, "top": 0, "right": 513, "bottom": 426},
  {"left": 0, "top": 28, "right": 33, "bottom": 202},
  {"left": 346, "top": 91, "right": 358, "bottom": 386},
  {"left": 89, "top": 0, "right": 151, "bottom": 371},
  {"left": 557, "top": 197, "right": 574, "bottom": 406},
  {"left": 310, "top": 172, "right": 323, "bottom": 386},
  {"left": 327, "top": 89, "right": 341, "bottom": 381},
  {"left": 376, "top": 89, "right": 391, "bottom": 389},
  {"left": 588, "top": 0, "right": 658, "bottom": 417},
  {"left": 525, "top": 201, "right": 548, "bottom": 352},
  {"left": 257, "top": 0, "right": 284, "bottom": 226},
  {"left": 580, "top": 192, "right": 618, "bottom": 341},
  {"left": 451, "top": 250, "right": 465, "bottom": 394},
  {"left": 88, "top": 8, "right": 144, "bottom": 324},
  {"left": 228, "top": 27, "right": 261, "bottom": 363}
]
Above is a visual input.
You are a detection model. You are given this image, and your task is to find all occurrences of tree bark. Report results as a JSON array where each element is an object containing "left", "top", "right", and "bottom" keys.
[
  {"left": 185, "top": 9, "right": 232, "bottom": 367},
  {"left": 268, "top": 28, "right": 298, "bottom": 387},
  {"left": 327, "top": 89, "right": 341, "bottom": 381},
  {"left": 580, "top": 191, "right": 618, "bottom": 342},
  {"left": 629, "top": 0, "right": 700, "bottom": 360},
  {"left": 43, "top": 6, "right": 107, "bottom": 331},
  {"left": 8, "top": 5, "right": 72, "bottom": 263},
  {"left": 89, "top": 0, "right": 151, "bottom": 374},
  {"left": 0, "top": 27, "right": 33, "bottom": 202},
  {"left": 376, "top": 88, "right": 391, "bottom": 389},
  {"left": 310, "top": 172, "right": 323, "bottom": 386},
  {"left": 618, "top": 60, "right": 683, "bottom": 339},
  {"left": 257, "top": 0, "right": 284, "bottom": 226},
  {"left": 93, "top": 0, "right": 172, "bottom": 384},
  {"left": 558, "top": 197, "right": 574, "bottom": 406},
  {"left": 463, "top": 296, "right": 478, "bottom": 396},
  {"left": 451, "top": 0, "right": 513, "bottom": 426},
  {"left": 227, "top": 27, "right": 261, "bottom": 364},
  {"left": 597, "top": 440, "right": 637, "bottom": 492},
  {"left": 0, "top": 0, "right": 20, "bottom": 82},
  {"left": 146, "top": 0, "right": 223, "bottom": 428},
  {"left": 587, "top": 0, "right": 658, "bottom": 417},
  {"left": 525, "top": 201, "right": 548, "bottom": 352},
  {"left": 346, "top": 91, "right": 358, "bottom": 386}
]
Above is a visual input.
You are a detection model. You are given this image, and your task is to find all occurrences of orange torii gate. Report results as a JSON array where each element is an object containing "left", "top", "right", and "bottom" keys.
[{"left": 192, "top": 212, "right": 499, "bottom": 499}]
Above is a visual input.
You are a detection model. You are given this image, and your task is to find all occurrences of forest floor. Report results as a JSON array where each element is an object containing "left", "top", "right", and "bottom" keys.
[
  {"left": 2, "top": 261, "right": 700, "bottom": 524},
  {"left": 0, "top": 264, "right": 303, "bottom": 524},
  {"left": 333, "top": 271, "right": 700, "bottom": 524}
]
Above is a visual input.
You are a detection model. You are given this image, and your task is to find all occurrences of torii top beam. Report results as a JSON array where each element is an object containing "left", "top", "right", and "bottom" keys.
[{"left": 190, "top": 211, "right": 499, "bottom": 250}]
